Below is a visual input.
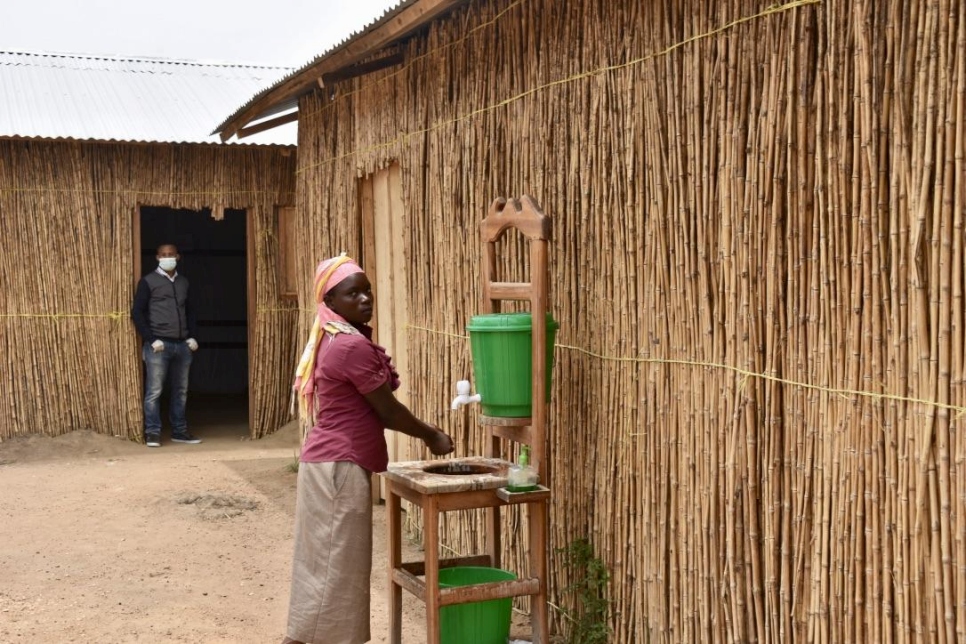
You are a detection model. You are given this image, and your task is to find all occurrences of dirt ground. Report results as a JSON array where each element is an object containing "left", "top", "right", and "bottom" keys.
[{"left": 0, "top": 421, "right": 437, "bottom": 643}]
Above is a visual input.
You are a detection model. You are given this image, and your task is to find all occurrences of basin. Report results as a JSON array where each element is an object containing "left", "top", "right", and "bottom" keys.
[
  {"left": 383, "top": 457, "right": 510, "bottom": 495},
  {"left": 423, "top": 462, "right": 501, "bottom": 476}
]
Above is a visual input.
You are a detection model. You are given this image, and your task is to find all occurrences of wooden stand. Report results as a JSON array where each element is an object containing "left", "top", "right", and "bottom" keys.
[{"left": 384, "top": 196, "right": 552, "bottom": 643}]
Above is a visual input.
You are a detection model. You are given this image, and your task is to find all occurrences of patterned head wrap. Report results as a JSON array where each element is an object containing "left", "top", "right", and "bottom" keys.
[{"left": 292, "top": 253, "right": 364, "bottom": 423}]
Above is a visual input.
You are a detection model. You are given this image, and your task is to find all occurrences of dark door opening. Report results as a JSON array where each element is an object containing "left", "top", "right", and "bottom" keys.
[{"left": 139, "top": 206, "right": 249, "bottom": 439}]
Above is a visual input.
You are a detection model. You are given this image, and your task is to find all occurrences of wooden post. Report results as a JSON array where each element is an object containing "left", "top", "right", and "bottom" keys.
[
  {"left": 530, "top": 237, "right": 549, "bottom": 481},
  {"left": 388, "top": 487, "right": 403, "bottom": 644},
  {"left": 529, "top": 498, "right": 550, "bottom": 643},
  {"left": 424, "top": 494, "right": 442, "bottom": 644},
  {"left": 480, "top": 195, "right": 551, "bottom": 644}
]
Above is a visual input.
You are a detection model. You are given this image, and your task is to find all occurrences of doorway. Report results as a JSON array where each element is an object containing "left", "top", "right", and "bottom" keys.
[{"left": 138, "top": 206, "right": 250, "bottom": 439}]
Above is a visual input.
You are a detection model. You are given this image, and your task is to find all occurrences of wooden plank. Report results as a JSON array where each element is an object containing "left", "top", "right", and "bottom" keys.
[
  {"left": 480, "top": 195, "right": 551, "bottom": 242},
  {"left": 359, "top": 174, "right": 382, "bottom": 502},
  {"left": 487, "top": 281, "right": 533, "bottom": 301},
  {"left": 495, "top": 486, "right": 551, "bottom": 504},
  {"left": 359, "top": 178, "right": 377, "bottom": 285},
  {"left": 132, "top": 206, "right": 142, "bottom": 289},
  {"left": 530, "top": 239, "right": 549, "bottom": 481},
  {"left": 436, "top": 489, "right": 505, "bottom": 512},
  {"left": 388, "top": 163, "right": 411, "bottom": 465},
  {"left": 245, "top": 210, "right": 256, "bottom": 439},
  {"left": 321, "top": 52, "right": 404, "bottom": 85},
  {"left": 529, "top": 499, "right": 550, "bottom": 643},
  {"left": 236, "top": 111, "right": 298, "bottom": 139},
  {"left": 276, "top": 206, "right": 297, "bottom": 301},
  {"left": 487, "top": 504, "right": 502, "bottom": 569},
  {"left": 401, "top": 555, "right": 491, "bottom": 576},
  {"left": 373, "top": 168, "right": 392, "bottom": 346},
  {"left": 438, "top": 577, "right": 541, "bottom": 606},
  {"left": 483, "top": 239, "right": 500, "bottom": 313},
  {"left": 479, "top": 415, "right": 531, "bottom": 427},
  {"left": 132, "top": 206, "right": 144, "bottom": 410},
  {"left": 491, "top": 425, "right": 532, "bottom": 445},
  {"left": 423, "top": 494, "right": 441, "bottom": 644},
  {"left": 388, "top": 491, "right": 403, "bottom": 644},
  {"left": 391, "top": 567, "right": 425, "bottom": 601},
  {"left": 388, "top": 480, "right": 426, "bottom": 506}
]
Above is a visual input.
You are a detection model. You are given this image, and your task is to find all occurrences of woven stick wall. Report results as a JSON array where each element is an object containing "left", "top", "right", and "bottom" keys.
[
  {"left": 295, "top": 0, "right": 966, "bottom": 640},
  {"left": 0, "top": 139, "right": 297, "bottom": 441}
]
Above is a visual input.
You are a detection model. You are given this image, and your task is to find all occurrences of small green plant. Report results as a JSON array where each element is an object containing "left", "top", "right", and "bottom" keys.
[
  {"left": 557, "top": 537, "right": 612, "bottom": 644},
  {"left": 286, "top": 451, "right": 300, "bottom": 473}
]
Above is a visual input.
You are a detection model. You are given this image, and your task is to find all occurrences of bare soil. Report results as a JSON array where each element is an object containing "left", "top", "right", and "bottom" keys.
[{"left": 0, "top": 422, "right": 432, "bottom": 643}]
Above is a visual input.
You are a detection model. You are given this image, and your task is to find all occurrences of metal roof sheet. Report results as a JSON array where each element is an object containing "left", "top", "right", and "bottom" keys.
[
  {"left": 216, "top": 0, "right": 467, "bottom": 139},
  {"left": 0, "top": 50, "right": 297, "bottom": 146}
]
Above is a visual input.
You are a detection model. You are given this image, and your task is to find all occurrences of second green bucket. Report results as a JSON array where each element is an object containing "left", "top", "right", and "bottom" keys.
[
  {"left": 466, "top": 312, "right": 558, "bottom": 417},
  {"left": 438, "top": 566, "right": 516, "bottom": 644}
]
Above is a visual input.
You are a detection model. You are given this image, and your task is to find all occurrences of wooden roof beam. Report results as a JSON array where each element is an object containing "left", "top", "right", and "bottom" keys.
[
  {"left": 218, "top": 0, "right": 466, "bottom": 141},
  {"left": 319, "top": 52, "right": 404, "bottom": 87},
  {"left": 236, "top": 110, "right": 299, "bottom": 140}
]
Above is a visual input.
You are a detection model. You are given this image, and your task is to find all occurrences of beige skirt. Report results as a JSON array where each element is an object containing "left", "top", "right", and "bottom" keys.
[{"left": 286, "top": 461, "right": 373, "bottom": 644}]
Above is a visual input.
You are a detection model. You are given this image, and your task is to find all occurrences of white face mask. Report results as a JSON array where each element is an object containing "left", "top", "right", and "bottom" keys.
[{"left": 158, "top": 257, "right": 177, "bottom": 271}]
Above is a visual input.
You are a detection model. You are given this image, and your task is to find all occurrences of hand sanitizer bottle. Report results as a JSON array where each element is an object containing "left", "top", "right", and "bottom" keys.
[{"left": 507, "top": 445, "right": 538, "bottom": 492}]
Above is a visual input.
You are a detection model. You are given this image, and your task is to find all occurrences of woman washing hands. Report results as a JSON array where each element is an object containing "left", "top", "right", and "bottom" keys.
[{"left": 282, "top": 254, "right": 454, "bottom": 644}]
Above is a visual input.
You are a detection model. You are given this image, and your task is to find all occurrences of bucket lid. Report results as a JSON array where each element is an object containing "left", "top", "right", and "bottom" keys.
[{"left": 466, "top": 312, "right": 559, "bottom": 332}]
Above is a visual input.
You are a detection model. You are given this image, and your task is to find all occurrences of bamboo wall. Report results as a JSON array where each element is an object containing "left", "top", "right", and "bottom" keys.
[
  {"left": 295, "top": 0, "right": 966, "bottom": 641},
  {"left": 0, "top": 139, "right": 297, "bottom": 440}
]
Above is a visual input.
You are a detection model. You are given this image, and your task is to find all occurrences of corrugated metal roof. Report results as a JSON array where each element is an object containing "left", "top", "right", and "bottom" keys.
[
  {"left": 0, "top": 50, "right": 297, "bottom": 146},
  {"left": 216, "top": 0, "right": 467, "bottom": 139}
]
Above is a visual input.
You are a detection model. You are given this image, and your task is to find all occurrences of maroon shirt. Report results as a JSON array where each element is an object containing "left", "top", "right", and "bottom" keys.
[{"left": 300, "top": 325, "right": 400, "bottom": 473}]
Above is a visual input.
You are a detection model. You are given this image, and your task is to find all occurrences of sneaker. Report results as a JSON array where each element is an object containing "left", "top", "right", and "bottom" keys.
[
  {"left": 171, "top": 432, "right": 202, "bottom": 444},
  {"left": 145, "top": 434, "right": 161, "bottom": 448}
]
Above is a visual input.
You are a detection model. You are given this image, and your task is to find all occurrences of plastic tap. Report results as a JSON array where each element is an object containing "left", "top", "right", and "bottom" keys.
[{"left": 451, "top": 380, "right": 482, "bottom": 410}]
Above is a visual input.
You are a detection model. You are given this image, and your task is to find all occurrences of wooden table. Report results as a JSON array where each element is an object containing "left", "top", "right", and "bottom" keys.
[{"left": 382, "top": 456, "right": 550, "bottom": 644}]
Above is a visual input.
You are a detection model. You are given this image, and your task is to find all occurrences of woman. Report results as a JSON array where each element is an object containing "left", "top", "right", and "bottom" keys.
[{"left": 282, "top": 254, "right": 454, "bottom": 644}]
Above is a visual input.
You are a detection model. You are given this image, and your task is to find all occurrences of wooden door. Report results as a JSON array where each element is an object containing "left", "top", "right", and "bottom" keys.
[{"left": 360, "top": 163, "right": 411, "bottom": 500}]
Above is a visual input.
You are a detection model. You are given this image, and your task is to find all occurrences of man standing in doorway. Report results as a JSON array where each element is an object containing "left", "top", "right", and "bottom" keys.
[{"left": 131, "top": 243, "right": 202, "bottom": 447}]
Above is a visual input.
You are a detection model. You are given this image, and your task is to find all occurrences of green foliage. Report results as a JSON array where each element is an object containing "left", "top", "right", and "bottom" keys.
[
  {"left": 286, "top": 451, "right": 300, "bottom": 473},
  {"left": 557, "top": 537, "right": 613, "bottom": 644}
]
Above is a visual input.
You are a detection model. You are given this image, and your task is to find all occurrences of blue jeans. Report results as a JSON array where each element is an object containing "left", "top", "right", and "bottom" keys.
[{"left": 142, "top": 340, "right": 193, "bottom": 435}]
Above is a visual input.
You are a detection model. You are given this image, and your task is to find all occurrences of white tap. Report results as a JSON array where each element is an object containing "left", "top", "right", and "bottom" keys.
[{"left": 451, "top": 380, "right": 482, "bottom": 410}]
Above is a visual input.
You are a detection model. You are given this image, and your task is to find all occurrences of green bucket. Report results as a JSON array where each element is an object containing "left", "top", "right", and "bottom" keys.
[
  {"left": 466, "top": 312, "right": 559, "bottom": 417},
  {"left": 439, "top": 566, "right": 516, "bottom": 644}
]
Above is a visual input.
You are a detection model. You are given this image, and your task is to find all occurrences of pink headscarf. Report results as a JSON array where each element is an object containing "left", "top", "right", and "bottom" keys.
[{"left": 292, "top": 254, "right": 364, "bottom": 422}]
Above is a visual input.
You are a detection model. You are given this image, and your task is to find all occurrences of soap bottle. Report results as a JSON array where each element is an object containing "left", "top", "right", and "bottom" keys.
[{"left": 507, "top": 445, "right": 539, "bottom": 492}]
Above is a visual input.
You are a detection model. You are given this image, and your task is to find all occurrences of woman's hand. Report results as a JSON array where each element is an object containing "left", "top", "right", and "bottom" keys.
[{"left": 424, "top": 426, "right": 454, "bottom": 455}]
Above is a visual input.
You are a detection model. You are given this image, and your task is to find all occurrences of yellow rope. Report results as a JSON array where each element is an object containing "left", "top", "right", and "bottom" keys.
[
  {"left": 7, "top": 311, "right": 957, "bottom": 418},
  {"left": 406, "top": 323, "right": 469, "bottom": 341},
  {"left": 1, "top": 308, "right": 314, "bottom": 318},
  {"left": 0, "top": 187, "right": 295, "bottom": 197},
  {"left": 0, "top": 311, "right": 128, "bottom": 320},
  {"left": 297, "top": 0, "right": 820, "bottom": 175},
  {"left": 2, "top": 309, "right": 314, "bottom": 317},
  {"left": 255, "top": 307, "right": 310, "bottom": 314},
  {"left": 406, "top": 324, "right": 966, "bottom": 417}
]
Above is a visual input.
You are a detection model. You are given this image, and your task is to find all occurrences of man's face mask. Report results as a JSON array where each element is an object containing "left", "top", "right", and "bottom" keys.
[{"left": 158, "top": 257, "right": 177, "bottom": 271}]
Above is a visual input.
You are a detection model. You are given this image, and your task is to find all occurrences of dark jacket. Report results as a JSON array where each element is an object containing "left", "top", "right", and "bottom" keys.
[{"left": 131, "top": 270, "right": 197, "bottom": 343}]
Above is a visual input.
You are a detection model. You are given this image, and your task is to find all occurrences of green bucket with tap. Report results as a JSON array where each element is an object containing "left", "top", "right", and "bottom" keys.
[{"left": 466, "top": 312, "right": 558, "bottom": 417}]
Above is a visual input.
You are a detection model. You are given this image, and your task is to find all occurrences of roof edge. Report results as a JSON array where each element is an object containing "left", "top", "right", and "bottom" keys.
[
  {"left": 0, "top": 133, "right": 296, "bottom": 148},
  {"left": 215, "top": 0, "right": 469, "bottom": 141},
  {"left": 0, "top": 48, "right": 293, "bottom": 71}
]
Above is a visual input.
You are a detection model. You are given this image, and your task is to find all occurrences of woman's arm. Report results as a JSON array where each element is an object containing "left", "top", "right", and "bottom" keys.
[{"left": 364, "top": 383, "right": 454, "bottom": 455}]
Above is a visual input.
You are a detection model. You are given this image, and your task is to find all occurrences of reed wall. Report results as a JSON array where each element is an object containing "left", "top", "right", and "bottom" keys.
[
  {"left": 294, "top": 0, "right": 966, "bottom": 640},
  {"left": 0, "top": 139, "right": 298, "bottom": 440}
]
